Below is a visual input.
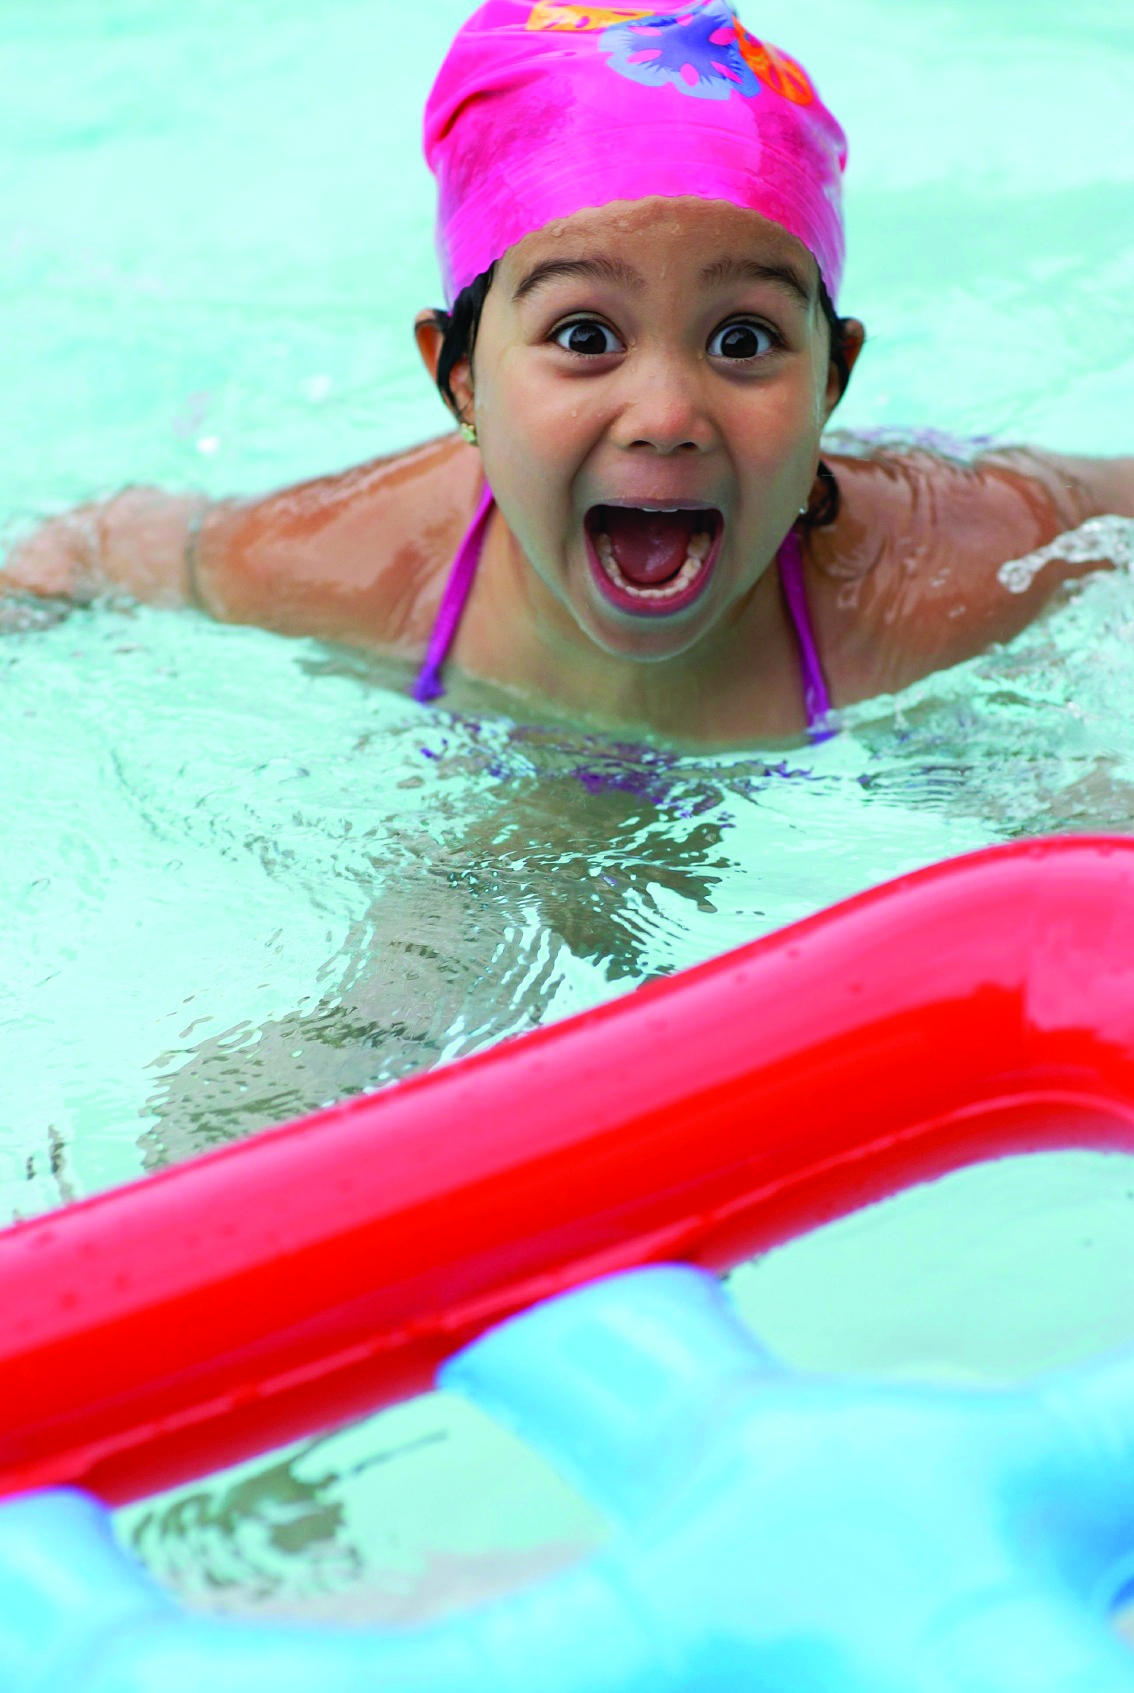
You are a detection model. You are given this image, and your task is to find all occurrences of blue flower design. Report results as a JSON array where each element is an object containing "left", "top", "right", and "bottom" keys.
[{"left": 599, "top": 2, "right": 761, "bottom": 102}]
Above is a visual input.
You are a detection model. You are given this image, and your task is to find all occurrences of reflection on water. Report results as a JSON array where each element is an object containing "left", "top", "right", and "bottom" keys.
[
  {"left": 123, "top": 1391, "right": 607, "bottom": 1625},
  {"left": 116, "top": 1151, "right": 1134, "bottom": 1621},
  {"left": 138, "top": 716, "right": 746, "bottom": 1161}
]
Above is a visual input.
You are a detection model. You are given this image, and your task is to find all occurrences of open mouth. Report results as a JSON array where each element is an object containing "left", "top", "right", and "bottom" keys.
[{"left": 584, "top": 505, "right": 723, "bottom": 616}]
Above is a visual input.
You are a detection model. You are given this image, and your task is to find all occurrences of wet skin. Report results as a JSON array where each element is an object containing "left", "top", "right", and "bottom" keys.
[{"left": 4, "top": 196, "right": 1133, "bottom": 744}]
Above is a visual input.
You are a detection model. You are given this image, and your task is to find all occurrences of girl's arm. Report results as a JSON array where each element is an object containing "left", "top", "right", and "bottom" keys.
[
  {"left": 2, "top": 488, "right": 207, "bottom": 609},
  {"left": 1032, "top": 453, "right": 1134, "bottom": 520},
  {"left": 819, "top": 445, "right": 1134, "bottom": 705},
  {"left": 2, "top": 433, "right": 480, "bottom": 652}
]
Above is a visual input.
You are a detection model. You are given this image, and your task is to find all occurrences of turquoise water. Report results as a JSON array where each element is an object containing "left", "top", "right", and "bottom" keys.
[
  {"left": 2, "top": 0, "right": 1134, "bottom": 1625},
  {"left": 117, "top": 1152, "right": 1134, "bottom": 1623}
]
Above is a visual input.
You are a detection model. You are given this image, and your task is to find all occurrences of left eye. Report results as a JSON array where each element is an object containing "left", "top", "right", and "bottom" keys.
[
  {"left": 552, "top": 320, "right": 623, "bottom": 356},
  {"left": 708, "top": 322, "right": 776, "bottom": 360}
]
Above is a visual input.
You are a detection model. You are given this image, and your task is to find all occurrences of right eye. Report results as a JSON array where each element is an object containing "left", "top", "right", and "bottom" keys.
[{"left": 552, "top": 319, "right": 623, "bottom": 356}]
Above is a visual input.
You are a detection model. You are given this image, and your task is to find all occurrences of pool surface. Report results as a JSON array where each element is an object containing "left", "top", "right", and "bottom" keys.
[{"left": 2, "top": 0, "right": 1133, "bottom": 1627}]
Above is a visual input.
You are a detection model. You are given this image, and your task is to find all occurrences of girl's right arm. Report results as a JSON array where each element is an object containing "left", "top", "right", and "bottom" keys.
[
  {"left": 2, "top": 487, "right": 207, "bottom": 610},
  {"left": 2, "top": 432, "right": 481, "bottom": 653}
]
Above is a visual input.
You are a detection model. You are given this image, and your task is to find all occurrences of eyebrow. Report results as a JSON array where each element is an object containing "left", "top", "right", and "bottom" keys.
[
  {"left": 511, "top": 252, "right": 816, "bottom": 309},
  {"left": 699, "top": 256, "right": 815, "bottom": 308},
  {"left": 512, "top": 256, "right": 646, "bottom": 302}
]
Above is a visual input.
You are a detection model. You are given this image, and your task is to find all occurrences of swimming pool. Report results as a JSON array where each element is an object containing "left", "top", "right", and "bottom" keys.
[{"left": 2, "top": 0, "right": 1133, "bottom": 1628}]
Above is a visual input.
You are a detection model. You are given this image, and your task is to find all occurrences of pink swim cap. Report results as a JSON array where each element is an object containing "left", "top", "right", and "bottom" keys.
[{"left": 424, "top": 1, "right": 848, "bottom": 307}]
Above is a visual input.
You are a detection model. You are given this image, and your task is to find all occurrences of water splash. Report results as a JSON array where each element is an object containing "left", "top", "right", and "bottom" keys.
[{"left": 998, "top": 514, "right": 1134, "bottom": 594}]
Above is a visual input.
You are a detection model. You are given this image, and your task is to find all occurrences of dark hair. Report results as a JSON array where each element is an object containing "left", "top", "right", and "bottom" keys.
[
  {"left": 432, "top": 263, "right": 498, "bottom": 417},
  {"left": 429, "top": 262, "right": 854, "bottom": 528},
  {"left": 804, "top": 281, "right": 852, "bottom": 529}
]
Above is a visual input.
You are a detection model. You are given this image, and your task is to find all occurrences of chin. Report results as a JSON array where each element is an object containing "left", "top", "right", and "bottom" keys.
[{"left": 573, "top": 597, "right": 722, "bottom": 665}]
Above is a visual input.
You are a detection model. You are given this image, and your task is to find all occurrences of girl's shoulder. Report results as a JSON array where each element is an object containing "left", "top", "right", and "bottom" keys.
[
  {"left": 197, "top": 432, "right": 482, "bottom": 650},
  {"left": 810, "top": 432, "right": 1121, "bottom": 703}
]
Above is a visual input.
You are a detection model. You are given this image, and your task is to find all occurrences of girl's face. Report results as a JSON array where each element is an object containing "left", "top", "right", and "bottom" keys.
[{"left": 435, "top": 198, "right": 859, "bottom": 667}]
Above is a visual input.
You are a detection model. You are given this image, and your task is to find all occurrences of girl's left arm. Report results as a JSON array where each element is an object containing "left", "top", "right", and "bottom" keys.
[
  {"left": 1031, "top": 453, "right": 1134, "bottom": 521},
  {"left": 829, "top": 445, "right": 1134, "bottom": 701}
]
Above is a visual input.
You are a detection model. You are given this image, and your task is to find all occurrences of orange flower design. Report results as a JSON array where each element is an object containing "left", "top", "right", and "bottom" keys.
[
  {"left": 734, "top": 21, "right": 814, "bottom": 104},
  {"left": 526, "top": 2, "right": 656, "bottom": 30}
]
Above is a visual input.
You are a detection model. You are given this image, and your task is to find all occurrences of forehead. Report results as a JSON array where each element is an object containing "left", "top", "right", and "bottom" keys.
[{"left": 498, "top": 196, "right": 820, "bottom": 292}]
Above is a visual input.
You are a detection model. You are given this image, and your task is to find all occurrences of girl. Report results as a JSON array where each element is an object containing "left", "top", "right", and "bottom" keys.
[{"left": 4, "top": 0, "right": 1132, "bottom": 745}]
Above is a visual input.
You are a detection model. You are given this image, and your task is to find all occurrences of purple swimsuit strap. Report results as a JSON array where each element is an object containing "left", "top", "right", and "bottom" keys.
[
  {"left": 777, "top": 526, "right": 834, "bottom": 731},
  {"left": 413, "top": 489, "right": 834, "bottom": 734},
  {"left": 412, "top": 481, "right": 495, "bottom": 704}
]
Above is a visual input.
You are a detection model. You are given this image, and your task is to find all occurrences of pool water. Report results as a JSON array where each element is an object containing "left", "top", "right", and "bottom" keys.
[
  {"left": 2, "top": 0, "right": 1133, "bottom": 1628},
  {"left": 116, "top": 1151, "right": 1134, "bottom": 1624}
]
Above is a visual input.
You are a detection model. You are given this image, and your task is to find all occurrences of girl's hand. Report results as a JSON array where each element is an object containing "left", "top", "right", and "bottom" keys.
[
  {"left": 1039, "top": 453, "right": 1134, "bottom": 522},
  {"left": 1, "top": 489, "right": 205, "bottom": 612},
  {"left": 0, "top": 593, "right": 75, "bottom": 635},
  {"left": 2, "top": 504, "right": 104, "bottom": 604}
]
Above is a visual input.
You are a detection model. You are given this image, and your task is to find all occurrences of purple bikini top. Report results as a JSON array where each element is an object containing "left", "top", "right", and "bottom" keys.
[{"left": 413, "top": 484, "right": 833, "bottom": 734}]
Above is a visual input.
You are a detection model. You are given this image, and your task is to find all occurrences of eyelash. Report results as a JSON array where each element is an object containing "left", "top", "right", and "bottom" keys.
[
  {"left": 706, "top": 318, "right": 781, "bottom": 361},
  {"left": 549, "top": 316, "right": 783, "bottom": 362},
  {"left": 550, "top": 317, "right": 623, "bottom": 357}
]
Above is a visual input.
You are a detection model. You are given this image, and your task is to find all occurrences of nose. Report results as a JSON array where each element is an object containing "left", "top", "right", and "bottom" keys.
[{"left": 610, "top": 353, "right": 717, "bottom": 457}]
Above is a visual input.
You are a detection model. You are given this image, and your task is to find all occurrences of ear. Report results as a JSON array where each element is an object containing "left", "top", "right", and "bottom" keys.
[
  {"left": 414, "top": 309, "right": 474, "bottom": 427},
  {"left": 823, "top": 317, "right": 866, "bottom": 421}
]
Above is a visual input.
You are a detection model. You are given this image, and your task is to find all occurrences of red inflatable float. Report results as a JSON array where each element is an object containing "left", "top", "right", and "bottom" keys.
[{"left": 4, "top": 835, "right": 1134, "bottom": 1507}]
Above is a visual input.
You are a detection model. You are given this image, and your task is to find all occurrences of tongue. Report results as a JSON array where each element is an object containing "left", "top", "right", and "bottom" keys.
[{"left": 599, "top": 507, "right": 700, "bottom": 586}]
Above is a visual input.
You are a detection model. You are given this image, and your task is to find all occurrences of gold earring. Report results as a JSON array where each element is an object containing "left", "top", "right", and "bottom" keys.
[{"left": 459, "top": 420, "right": 478, "bottom": 446}]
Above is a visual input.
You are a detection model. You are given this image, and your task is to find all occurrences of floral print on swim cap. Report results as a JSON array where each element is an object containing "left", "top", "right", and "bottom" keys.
[
  {"left": 600, "top": 6, "right": 762, "bottom": 102},
  {"left": 733, "top": 21, "right": 815, "bottom": 104},
  {"left": 425, "top": 0, "right": 847, "bottom": 304},
  {"left": 524, "top": 1, "right": 818, "bottom": 105}
]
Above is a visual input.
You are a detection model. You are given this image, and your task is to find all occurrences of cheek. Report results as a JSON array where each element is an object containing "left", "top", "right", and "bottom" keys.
[
  {"left": 477, "top": 354, "right": 595, "bottom": 510},
  {"left": 472, "top": 357, "right": 588, "bottom": 577},
  {"left": 726, "top": 382, "right": 821, "bottom": 486},
  {"left": 489, "top": 350, "right": 598, "bottom": 455}
]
